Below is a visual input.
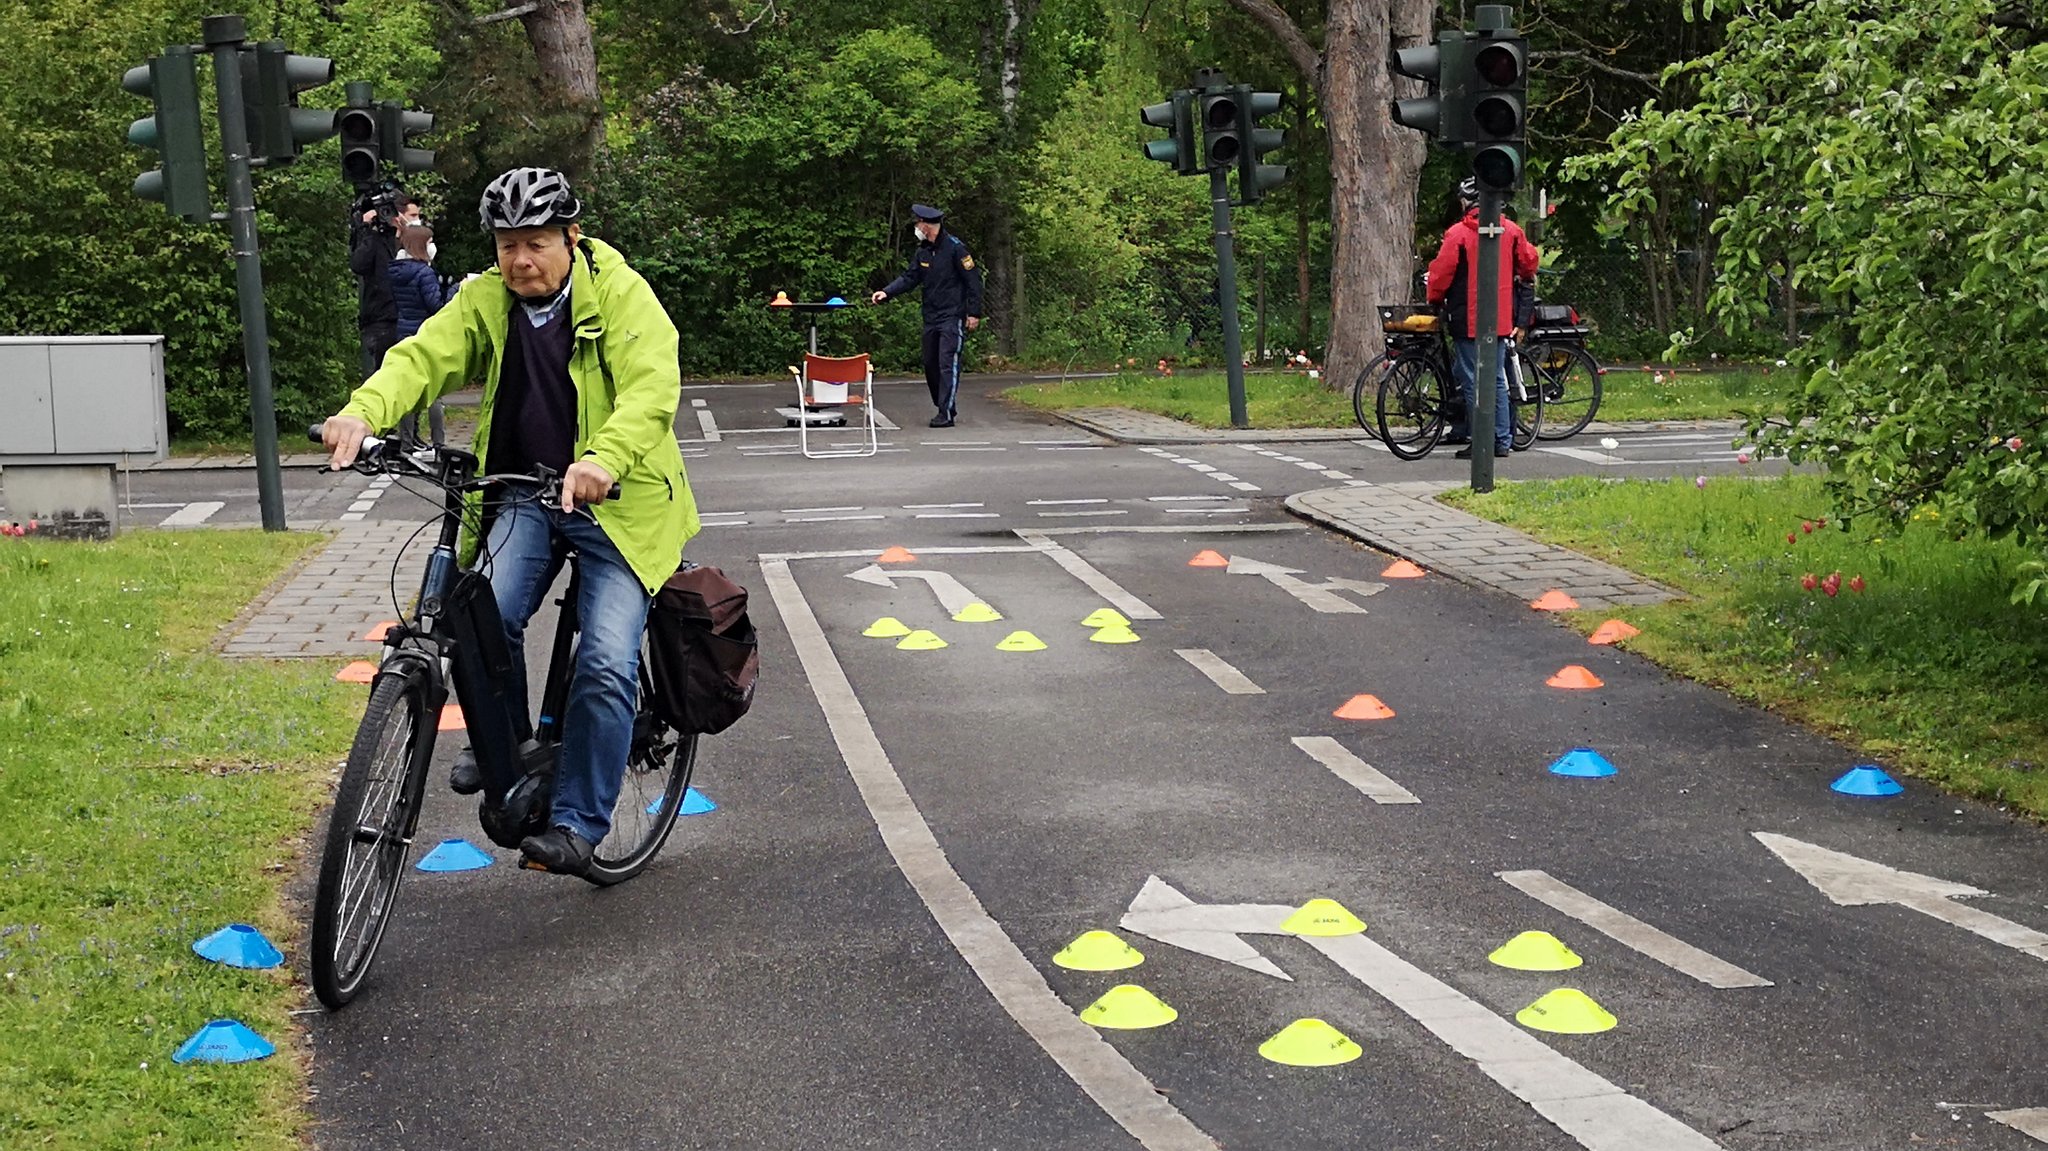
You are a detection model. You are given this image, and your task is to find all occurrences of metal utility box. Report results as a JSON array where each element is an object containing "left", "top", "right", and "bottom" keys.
[{"left": 0, "top": 335, "right": 171, "bottom": 538}]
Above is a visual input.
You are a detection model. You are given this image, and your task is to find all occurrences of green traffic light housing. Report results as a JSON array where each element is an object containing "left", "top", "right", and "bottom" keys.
[
  {"left": 1139, "top": 94, "right": 1197, "bottom": 175},
  {"left": 1466, "top": 32, "right": 1527, "bottom": 191},
  {"left": 122, "top": 45, "right": 210, "bottom": 220},
  {"left": 1234, "top": 90, "right": 1288, "bottom": 205},
  {"left": 1389, "top": 34, "right": 1468, "bottom": 143},
  {"left": 377, "top": 101, "right": 435, "bottom": 174},
  {"left": 337, "top": 104, "right": 380, "bottom": 187},
  {"left": 241, "top": 41, "right": 335, "bottom": 165},
  {"left": 1199, "top": 89, "right": 1242, "bottom": 170}
]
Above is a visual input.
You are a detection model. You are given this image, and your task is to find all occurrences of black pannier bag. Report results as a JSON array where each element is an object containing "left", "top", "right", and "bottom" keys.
[{"left": 646, "top": 562, "right": 759, "bottom": 734}]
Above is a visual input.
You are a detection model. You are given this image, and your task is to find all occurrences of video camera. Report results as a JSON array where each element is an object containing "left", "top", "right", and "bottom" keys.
[{"left": 352, "top": 182, "right": 405, "bottom": 232}]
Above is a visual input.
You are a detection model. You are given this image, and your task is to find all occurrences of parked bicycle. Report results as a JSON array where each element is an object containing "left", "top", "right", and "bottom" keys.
[
  {"left": 1353, "top": 305, "right": 1542, "bottom": 460},
  {"left": 305, "top": 426, "right": 697, "bottom": 1009},
  {"left": 1519, "top": 302, "right": 1605, "bottom": 440}
]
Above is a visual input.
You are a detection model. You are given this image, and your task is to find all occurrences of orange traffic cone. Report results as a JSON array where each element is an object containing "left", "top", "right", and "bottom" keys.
[
  {"left": 1188, "top": 549, "right": 1228, "bottom": 568},
  {"left": 1381, "top": 559, "right": 1426, "bottom": 579},
  {"left": 1546, "top": 665, "right": 1604, "bottom": 689},
  {"left": 1531, "top": 589, "right": 1580, "bottom": 611},
  {"left": 1588, "top": 619, "right": 1641, "bottom": 646},
  {"left": 334, "top": 660, "right": 377, "bottom": 684},
  {"left": 877, "top": 546, "right": 918, "bottom": 564},
  {"left": 1333, "top": 694, "right": 1397, "bottom": 720},
  {"left": 365, "top": 620, "right": 398, "bottom": 641}
]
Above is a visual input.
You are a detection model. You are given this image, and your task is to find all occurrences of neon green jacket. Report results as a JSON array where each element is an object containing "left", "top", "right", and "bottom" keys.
[{"left": 339, "top": 236, "right": 699, "bottom": 594}]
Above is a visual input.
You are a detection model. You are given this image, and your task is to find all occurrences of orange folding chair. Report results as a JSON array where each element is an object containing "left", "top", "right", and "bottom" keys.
[{"left": 787, "top": 352, "right": 878, "bottom": 459}]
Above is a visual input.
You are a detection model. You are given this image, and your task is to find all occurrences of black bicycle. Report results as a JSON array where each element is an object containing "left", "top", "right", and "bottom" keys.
[
  {"left": 305, "top": 427, "right": 697, "bottom": 1009},
  {"left": 1356, "top": 305, "right": 1543, "bottom": 460},
  {"left": 1520, "top": 302, "right": 1604, "bottom": 440}
]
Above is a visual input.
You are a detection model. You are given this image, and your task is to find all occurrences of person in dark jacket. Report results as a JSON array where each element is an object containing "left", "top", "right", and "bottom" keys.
[
  {"left": 1425, "top": 178, "right": 1541, "bottom": 458},
  {"left": 350, "top": 204, "right": 400, "bottom": 381},
  {"left": 870, "top": 203, "right": 984, "bottom": 427},
  {"left": 388, "top": 224, "right": 447, "bottom": 447}
]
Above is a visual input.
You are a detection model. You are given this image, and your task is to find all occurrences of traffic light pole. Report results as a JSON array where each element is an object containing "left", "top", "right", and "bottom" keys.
[
  {"left": 1209, "top": 165, "right": 1250, "bottom": 429},
  {"left": 1471, "top": 188, "right": 1504, "bottom": 493},
  {"left": 203, "top": 14, "right": 287, "bottom": 531}
]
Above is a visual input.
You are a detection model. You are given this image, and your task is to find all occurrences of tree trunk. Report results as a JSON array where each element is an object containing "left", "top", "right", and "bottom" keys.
[
  {"left": 985, "top": 0, "right": 1034, "bottom": 356},
  {"left": 1320, "top": 0, "right": 1429, "bottom": 389},
  {"left": 1295, "top": 87, "right": 1313, "bottom": 352},
  {"left": 520, "top": 0, "right": 604, "bottom": 179}
]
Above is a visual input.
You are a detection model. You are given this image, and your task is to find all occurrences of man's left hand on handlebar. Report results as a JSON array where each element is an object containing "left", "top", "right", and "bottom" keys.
[
  {"left": 322, "top": 415, "right": 375, "bottom": 470},
  {"left": 561, "top": 459, "right": 615, "bottom": 512}
]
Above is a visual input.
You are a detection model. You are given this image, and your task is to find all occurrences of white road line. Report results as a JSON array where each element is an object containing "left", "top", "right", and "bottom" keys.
[
  {"left": 1014, "top": 530, "right": 1163, "bottom": 620},
  {"left": 1148, "top": 495, "right": 1230, "bottom": 502},
  {"left": 697, "top": 520, "right": 751, "bottom": 526},
  {"left": 346, "top": 500, "right": 376, "bottom": 513},
  {"left": 1275, "top": 454, "right": 1303, "bottom": 463},
  {"left": 1187, "top": 463, "right": 1217, "bottom": 472},
  {"left": 1028, "top": 498, "right": 1108, "bottom": 505},
  {"left": 1229, "top": 481, "right": 1262, "bottom": 491},
  {"left": 339, "top": 511, "right": 365, "bottom": 522},
  {"left": 1039, "top": 446, "right": 1103, "bottom": 451},
  {"left": 931, "top": 440, "right": 993, "bottom": 446},
  {"left": 1020, "top": 438, "right": 1097, "bottom": 444},
  {"left": 1028, "top": 523, "right": 1305, "bottom": 536},
  {"left": 1989, "top": 1109, "right": 2048, "bottom": 1142},
  {"left": 783, "top": 505, "right": 865, "bottom": 514},
  {"left": 695, "top": 407, "right": 721, "bottom": 442},
  {"left": 1321, "top": 470, "right": 1352, "bottom": 479},
  {"left": 1175, "top": 649, "right": 1264, "bottom": 694},
  {"left": 760, "top": 561, "right": 1219, "bottom": 1151},
  {"left": 761, "top": 544, "right": 1043, "bottom": 562},
  {"left": 125, "top": 501, "right": 188, "bottom": 509},
  {"left": 1304, "top": 932, "right": 1725, "bottom": 1151},
  {"left": 1497, "top": 870, "right": 1774, "bottom": 989},
  {"left": 941, "top": 446, "right": 1008, "bottom": 452},
  {"left": 159, "top": 501, "right": 228, "bottom": 527},
  {"left": 905, "top": 502, "right": 984, "bottom": 509},
  {"left": 1209, "top": 473, "right": 1241, "bottom": 482},
  {"left": 1534, "top": 446, "right": 1624, "bottom": 465},
  {"left": 1294, "top": 460, "right": 1326, "bottom": 470},
  {"left": 1165, "top": 507, "right": 1249, "bottom": 514},
  {"left": 1290, "top": 736, "right": 1419, "bottom": 805},
  {"left": 1037, "top": 509, "right": 1127, "bottom": 518},
  {"left": 783, "top": 514, "right": 888, "bottom": 523},
  {"left": 916, "top": 512, "right": 1001, "bottom": 519}
]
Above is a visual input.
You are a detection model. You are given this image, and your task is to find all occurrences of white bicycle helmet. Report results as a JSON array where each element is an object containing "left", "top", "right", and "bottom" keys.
[{"left": 478, "top": 167, "right": 583, "bottom": 232}]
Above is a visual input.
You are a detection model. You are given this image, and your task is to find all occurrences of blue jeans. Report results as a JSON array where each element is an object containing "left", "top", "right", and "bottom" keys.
[
  {"left": 481, "top": 500, "right": 651, "bottom": 846},
  {"left": 1452, "top": 337, "right": 1513, "bottom": 452}
]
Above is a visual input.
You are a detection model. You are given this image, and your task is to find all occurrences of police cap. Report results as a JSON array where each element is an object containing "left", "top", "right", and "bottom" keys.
[{"left": 911, "top": 203, "right": 945, "bottom": 223}]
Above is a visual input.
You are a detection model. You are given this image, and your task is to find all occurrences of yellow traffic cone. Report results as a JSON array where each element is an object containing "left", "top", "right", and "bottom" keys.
[
  {"left": 1258, "top": 1018, "right": 1363, "bottom": 1066},
  {"left": 996, "top": 630, "right": 1048, "bottom": 652},
  {"left": 1081, "top": 608, "right": 1129, "bottom": 629},
  {"left": 1079, "top": 984, "right": 1177, "bottom": 1030},
  {"left": 1489, "top": 931, "right": 1583, "bottom": 972},
  {"left": 863, "top": 616, "right": 912, "bottom": 638},
  {"left": 1052, "top": 930, "right": 1144, "bottom": 972},
  {"left": 1515, "top": 988, "right": 1617, "bottom": 1034},
  {"left": 952, "top": 602, "right": 1003, "bottom": 623},
  {"left": 1282, "top": 898, "right": 1366, "bottom": 937},
  {"left": 896, "top": 629, "right": 948, "bottom": 651},
  {"left": 1089, "top": 624, "right": 1141, "bottom": 644}
]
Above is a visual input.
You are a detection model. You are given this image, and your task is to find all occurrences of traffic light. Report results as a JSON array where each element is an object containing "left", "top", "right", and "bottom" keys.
[
  {"left": 240, "top": 41, "right": 336, "bottom": 165},
  {"left": 122, "top": 45, "right": 210, "bottom": 220},
  {"left": 1199, "top": 88, "right": 1242, "bottom": 171},
  {"left": 1389, "top": 32, "right": 1469, "bottom": 143},
  {"left": 376, "top": 102, "right": 435, "bottom": 174},
  {"left": 1467, "top": 33, "right": 1527, "bottom": 191},
  {"left": 1139, "top": 93, "right": 1196, "bottom": 174},
  {"left": 1234, "top": 90, "right": 1288, "bottom": 205},
  {"left": 337, "top": 95, "right": 380, "bottom": 187}
]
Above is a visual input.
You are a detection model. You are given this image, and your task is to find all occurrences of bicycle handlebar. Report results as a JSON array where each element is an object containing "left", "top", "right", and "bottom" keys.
[{"left": 306, "top": 424, "right": 621, "bottom": 502}]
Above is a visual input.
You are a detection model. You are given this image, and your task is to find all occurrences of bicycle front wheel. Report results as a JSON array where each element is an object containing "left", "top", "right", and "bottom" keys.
[
  {"left": 1532, "top": 342, "right": 1602, "bottom": 440},
  {"left": 1510, "top": 346, "right": 1545, "bottom": 451},
  {"left": 582, "top": 635, "right": 698, "bottom": 887},
  {"left": 311, "top": 671, "right": 434, "bottom": 1009},
  {"left": 1352, "top": 354, "right": 1393, "bottom": 438},
  {"left": 1376, "top": 355, "right": 1450, "bottom": 460}
]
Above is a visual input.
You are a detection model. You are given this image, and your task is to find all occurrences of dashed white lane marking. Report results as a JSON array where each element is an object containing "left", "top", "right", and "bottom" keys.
[
  {"left": 783, "top": 505, "right": 863, "bottom": 514},
  {"left": 1321, "top": 470, "right": 1351, "bottom": 479},
  {"left": 160, "top": 501, "right": 227, "bottom": 526},
  {"left": 125, "top": 502, "right": 188, "bottom": 508},
  {"left": 941, "top": 446, "right": 1008, "bottom": 452},
  {"left": 930, "top": 440, "right": 992, "bottom": 446},
  {"left": 1988, "top": 1109, "right": 2048, "bottom": 1142},
  {"left": 339, "top": 513, "right": 365, "bottom": 521},
  {"left": 1014, "top": 530, "right": 1162, "bottom": 620},
  {"left": 905, "top": 502, "right": 984, "bottom": 509},
  {"left": 916, "top": 512, "right": 1000, "bottom": 519},
  {"left": 1148, "top": 495, "right": 1230, "bottom": 502},
  {"left": 1229, "top": 481, "right": 1261, "bottom": 491},
  {"left": 1497, "top": 870, "right": 1774, "bottom": 989},
  {"left": 1187, "top": 464, "right": 1217, "bottom": 472},
  {"left": 1291, "top": 736, "right": 1420, "bottom": 805},
  {"left": 1142, "top": 449, "right": 1265, "bottom": 492},
  {"left": 1533, "top": 445, "right": 1623, "bottom": 465},
  {"left": 1029, "top": 498, "right": 1108, "bottom": 505},
  {"left": 1038, "top": 445, "right": 1104, "bottom": 451},
  {"left": 346, "top": 501, "right": 376, "bottom": 513},
  {"left": 762, "top": 561, "right": 1217, "bottom": 1150},
  {"left": 1021, "top": 438, "right": 1097, "bottom": 445},
  {"left": 1209, "top": 473, "right": 1241, "bottom": 482},
  {"left": 1037, "top": 509, "right": 1127, "bottom": 518},
  {"left": 1165, "top": 506, "right": 1249, "bottom": 514},
  {"left": 691, "top": 398, "right": 721, "bottom": 442},
  {"left": 783, "top": 514, "right": 888, "bottom": 523},
  {"left": 1175, "top": 649, "right": 1264, "bottom": 694}
]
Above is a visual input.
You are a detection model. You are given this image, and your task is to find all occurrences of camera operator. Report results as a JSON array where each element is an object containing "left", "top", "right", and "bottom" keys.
[{"left": 350, "top": 191, "right": 401, "bottom": 382}]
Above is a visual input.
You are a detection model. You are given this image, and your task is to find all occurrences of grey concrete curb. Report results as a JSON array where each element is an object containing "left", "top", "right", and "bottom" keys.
[
  {"left": 1284, "top": 484, "right": 1682, "bottom": 611},
  {"left": 1058, "top": 405, "right": 1742, "bottom": 446}
]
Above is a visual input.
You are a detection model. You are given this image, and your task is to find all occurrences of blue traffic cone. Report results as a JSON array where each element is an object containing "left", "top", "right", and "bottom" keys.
[
  {"left": 647, "top": 787, "right": 718, "bottom": 817},
  {"left": 1831, "top": 765, "right": 1903, "bottom": 797},
  {"left": 1548, "top": 747, "right": 1618, "bottom": 778},
  {"left": 825, "top": 295, "right": 848, "bottom": 306},
  {"left": 191, "top": 924, "right": 283, "bottom": 970},
  {"left": 173, "top": 1019, "right": 275, "bottom": 1064},
  {"left": 416, "top": 838, "right": 495, "bottom": 872}
]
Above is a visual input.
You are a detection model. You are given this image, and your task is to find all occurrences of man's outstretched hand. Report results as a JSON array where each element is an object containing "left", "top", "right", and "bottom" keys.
[
  {"left": 323, "top": 415, "right": 374, "bottom": 470},
  {"left": 562, "top": 459, "right": 615, "bottom": 512},
  {"left": 869, "top": 290, "right": 888, "bottom": 305}
]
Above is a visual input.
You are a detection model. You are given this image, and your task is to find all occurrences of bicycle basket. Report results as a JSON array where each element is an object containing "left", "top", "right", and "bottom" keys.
[{"left": 1379, "top": 304, "right": 1439, "bottom": 334}]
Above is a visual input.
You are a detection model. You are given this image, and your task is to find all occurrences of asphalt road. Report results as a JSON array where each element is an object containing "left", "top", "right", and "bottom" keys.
[{"left": 254, "top": 382, "right": 2047, "bottom": 1148}]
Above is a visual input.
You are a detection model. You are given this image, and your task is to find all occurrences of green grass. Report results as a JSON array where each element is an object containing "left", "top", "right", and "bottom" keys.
[
  {"left": 0, "top": 531, "right": 358, "bottom": 1149},
  {"left": 1443, "top": 474, "right": 2048, "bottom": 818},
  {"left": 1003, "top": 363, "right": 1796, "bottom": 429}
]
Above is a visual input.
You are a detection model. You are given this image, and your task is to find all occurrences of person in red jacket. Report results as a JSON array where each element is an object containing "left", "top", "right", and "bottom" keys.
[{"left": 1426, "top": 178, "right": 1542, "bottom": 458}]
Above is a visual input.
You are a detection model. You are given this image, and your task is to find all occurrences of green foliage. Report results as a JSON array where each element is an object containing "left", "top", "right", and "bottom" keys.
[{"left": 1575, "top": 0, "right": 2048, "bottom": 556}]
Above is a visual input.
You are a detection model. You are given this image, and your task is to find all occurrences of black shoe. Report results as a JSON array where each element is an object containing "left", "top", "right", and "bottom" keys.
[
  {"left": 449, "top": 747, "right": 482, "bottom": 795},
  {"left": 1454, "top": 446, "right": 1475, "bottom": 459},
  {"left": 928, "top": 414, "right": 955, "bottom": 428},
  {"left": 519, "top": 827, "right": 594, "bottom": 876},
  {"left": 1496, "top": 445, "right": 1512, "bottom": 457},
  {"left": 1442, "top": 434, "right": 1472, "bottom": 446}
]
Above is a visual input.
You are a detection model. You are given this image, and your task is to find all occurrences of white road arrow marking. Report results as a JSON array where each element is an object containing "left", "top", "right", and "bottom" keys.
[
  {"left": 1224, "top": 555, "right": 1386, "bottom": 614},
  {"left": 1497, "top": 870, "right": 1772, "bottom": 988},
  {"left": 1990, "top": 1108, "right": 2048, "bottom": 1142},
  {"left": 844, "top": 564, "right": 985, "bottom": 617},
  {"left": 1755, "top": 832, "right": 2048, "bottom": 963},
  {"left": 1118, "top": 877, "right": 1726, "bottom": 1151}
]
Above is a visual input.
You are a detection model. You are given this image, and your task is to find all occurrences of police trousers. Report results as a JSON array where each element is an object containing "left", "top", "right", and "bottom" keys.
[{"left": 921, "top": 320, "right": 965, "bottom": 420}]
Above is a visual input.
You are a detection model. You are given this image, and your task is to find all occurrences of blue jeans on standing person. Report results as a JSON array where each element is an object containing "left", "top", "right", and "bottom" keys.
[
  {"left": 481, "top": 499, "right": 652, "bottom": 847},
  {"left": 1452, "top": 337, "right": 1513, "bottom": 453}
]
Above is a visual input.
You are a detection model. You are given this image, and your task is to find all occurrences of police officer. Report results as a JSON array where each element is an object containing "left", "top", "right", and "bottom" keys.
[{"left": 870, "top": 203, "right": 984, "bottom": 427}]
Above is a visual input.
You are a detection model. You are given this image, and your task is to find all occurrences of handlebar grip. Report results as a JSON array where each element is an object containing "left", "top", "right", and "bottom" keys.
[
  {"left": 607, "top": 483, "right": 622, "bottom": 501},
  {"left": 307, "top": 423, "right": 325, "bottom": 444}
]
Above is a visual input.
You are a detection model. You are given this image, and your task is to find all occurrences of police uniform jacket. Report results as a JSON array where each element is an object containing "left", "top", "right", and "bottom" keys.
[{"left": 883, "top": 229, "right": 984, "bottom": 326}]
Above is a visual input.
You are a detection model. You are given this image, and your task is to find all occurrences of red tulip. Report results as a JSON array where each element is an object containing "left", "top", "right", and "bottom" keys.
[
  {"left": 1801, "top": 573, "right": 1818, "bottom": 591},
  {"left": 1786, "top": 533, "right": 1797, "bottom": 544},
  {"left": 1849, "top": 575, "right": 1866, "bottom": 593},
  {"left": 1801, "top": 521, "right": 1814, "bottom": 534}
]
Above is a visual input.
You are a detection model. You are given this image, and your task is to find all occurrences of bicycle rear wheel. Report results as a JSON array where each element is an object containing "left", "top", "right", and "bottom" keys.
[
  {"left": 1376, "top": 354, "right": 1450, "bottom": 460},
  {"left": 1351, "top": 354, "right": 1393, "bottom": 439},
  {"left": 1510, "top": 346, "right": 1545, "bottom": 450},
  {"left": 311, "top": 671, "right": 434, "bottom": 1009},
  {"left": 582, "top": 635, "right": 697, "bottom": 887},
  {"left": 1532, "top": 342, "right": 1602, "bottom": 440}
]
